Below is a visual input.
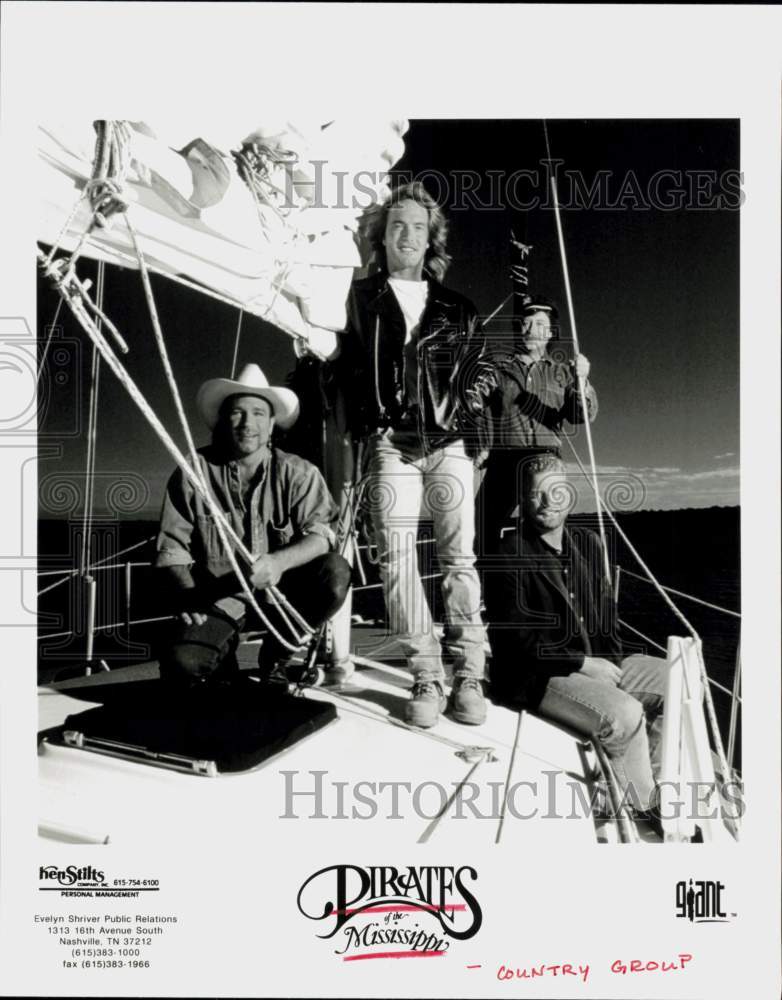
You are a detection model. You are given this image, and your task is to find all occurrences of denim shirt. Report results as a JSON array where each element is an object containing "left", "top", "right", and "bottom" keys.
[{"left": 155, "top": 446, "right": 338, "bottom": 583}]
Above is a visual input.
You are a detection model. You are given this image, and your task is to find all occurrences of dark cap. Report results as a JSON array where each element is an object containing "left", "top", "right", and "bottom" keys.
[{"left": 513, "top": 292, "right": 559, "bottom": 321}]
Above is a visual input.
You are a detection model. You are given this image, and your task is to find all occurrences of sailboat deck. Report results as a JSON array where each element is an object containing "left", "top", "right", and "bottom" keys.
[{"left": 38, "top": 633, "right": 622, "bottom": 847}]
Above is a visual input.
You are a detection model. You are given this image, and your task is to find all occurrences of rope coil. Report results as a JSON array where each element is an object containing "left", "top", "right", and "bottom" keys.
[{"left": 86, "top": 121, "right": 132, "bottom": 227}]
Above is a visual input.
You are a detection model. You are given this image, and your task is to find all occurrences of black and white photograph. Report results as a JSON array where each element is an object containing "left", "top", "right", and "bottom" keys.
[
  {"left": 0, "top": 4, "right": 779, "bottom": 998},
  {"left": 34, "top": 115, "right": 742, "bottom": 842}
]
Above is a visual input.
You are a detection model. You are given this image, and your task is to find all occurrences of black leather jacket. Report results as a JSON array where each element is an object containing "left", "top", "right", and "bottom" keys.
[{"left": 336, "top": 272, "right": 489, "bottom": 454}]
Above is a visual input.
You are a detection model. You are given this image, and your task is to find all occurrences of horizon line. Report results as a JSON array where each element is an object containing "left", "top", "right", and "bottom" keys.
[{"left": 39, "top": 503, "right": 742, "bottom": 522}]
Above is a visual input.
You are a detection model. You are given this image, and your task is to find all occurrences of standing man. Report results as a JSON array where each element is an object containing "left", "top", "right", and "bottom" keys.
[
  {"left": 155, "top": 363, "right": 351, "bottom": 690},
  {"left": 483, "top": 453, "right": 666, "bottom": 816},
  {"left": 336, "top": 182, "right": 488, "bottom": 728},
  {"left": 473, "top": 294, "right": 598, "bottom": 555}
]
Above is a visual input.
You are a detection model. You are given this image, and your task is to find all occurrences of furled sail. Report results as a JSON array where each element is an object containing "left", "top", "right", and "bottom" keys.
[{"left": 38, "top": 119, "right": 408, "bottom": 358}]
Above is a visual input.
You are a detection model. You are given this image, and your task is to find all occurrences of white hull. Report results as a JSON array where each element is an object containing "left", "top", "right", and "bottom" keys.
[{"left": 38, "top": 649, "right": 623, "bottom": 848}]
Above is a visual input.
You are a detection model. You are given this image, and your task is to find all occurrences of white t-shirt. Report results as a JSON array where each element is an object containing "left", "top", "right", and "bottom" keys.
[
  {"left": 388, "top": 277, "right": 428, "bottom": 344},
  {"left": 388, "top": 278, "right": 428, "bottom": 413}
]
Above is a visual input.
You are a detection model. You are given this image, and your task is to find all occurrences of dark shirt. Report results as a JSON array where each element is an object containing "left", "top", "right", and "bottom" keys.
[
  {"left": 484, "top": 521, "right": 623, "bottom": 709},
  {"left": 489, "top": 353, "right": 598, "bottom": 451}
]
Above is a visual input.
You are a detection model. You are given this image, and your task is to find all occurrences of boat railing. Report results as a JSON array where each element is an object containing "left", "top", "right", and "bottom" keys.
[
  {"left": 38, "top": 540, "right": 742, "bottom": 780},
  {"left": 614, "top": 562, "right": 741, "bottom": 781}
]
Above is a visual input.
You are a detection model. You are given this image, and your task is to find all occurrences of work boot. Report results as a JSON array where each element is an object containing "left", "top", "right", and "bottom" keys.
[
  {"left": 448, "top": 676, "right": 487, "bottom": 725},
  {"left": 404, "top": 680, "right": 447, "bottom": 729}
]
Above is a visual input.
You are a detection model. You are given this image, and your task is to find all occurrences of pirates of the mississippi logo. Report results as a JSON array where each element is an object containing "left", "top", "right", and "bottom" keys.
[{"left": 297, "top": 865, "right": 482, "bottom": 961}]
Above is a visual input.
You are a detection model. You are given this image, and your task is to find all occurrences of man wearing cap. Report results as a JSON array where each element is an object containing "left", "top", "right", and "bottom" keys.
[
  {"left": 473, "top": 294, "right": 598, "bottom": 556},
  {"left": 155, "top": 363, "right": 352, "bottom": 689},
  {"left": 334, "top": 181, "right": 489, "bottom": 729}
]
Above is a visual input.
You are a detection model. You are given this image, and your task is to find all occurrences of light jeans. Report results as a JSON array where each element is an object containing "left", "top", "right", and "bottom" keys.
[
  {"left": 537, "top": 653, "right": 667, "bottom": 811},
  {"left": 364, "top": 432, "right": 486, "bottom": 683}
]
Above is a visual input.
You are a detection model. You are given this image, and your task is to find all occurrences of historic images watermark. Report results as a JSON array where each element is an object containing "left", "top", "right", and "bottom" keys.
[
  {"left": 279, "top": 769, "right": 745, "bottom": 822},
  {"left": 278, "top": 160, "right": 744, "bottom": 213}
]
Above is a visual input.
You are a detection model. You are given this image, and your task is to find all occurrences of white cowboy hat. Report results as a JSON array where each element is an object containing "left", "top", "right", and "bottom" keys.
[{"left": 196, "top": 363, "right": 300, "bottom": 430}]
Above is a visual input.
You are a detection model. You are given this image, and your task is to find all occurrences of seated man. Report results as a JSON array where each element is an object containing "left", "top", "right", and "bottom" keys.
[
  {"left": 155, "top": 363, "right": 352, "bottom": 690},
  {"left": 483, "top": 453, "right": 666, "bottom": 818}
]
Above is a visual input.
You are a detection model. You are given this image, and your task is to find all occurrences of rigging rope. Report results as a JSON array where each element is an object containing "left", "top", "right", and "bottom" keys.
[
  {"left": 563, "top": 438, "right": 735, "bottom": 791},
  {"left": 123, "top": 215, "right": 207, "bottom": 482},
  {"left": 481, "top": 291, "right": 513, "bottom": 327},
  {"left": 46, "top": 122, "right": 133, "bottom": 279},
  {"left": 564, "top": 437, "right": 699, "bottom": 639},
  {"left": 618, "top": 618, "right": 668, "bottom": 655},
  {"left": 38, "top": 249, "right": 306, "bottom": 653},
  {"left": 537, "top": 126, "right": 736, "bottom": 792},
  {"left": 44, "top": 192, "right": 88, "bottom": 269},
  {"left": 726, "top": 645, "right": 741, "bottom": 772},
  {"left": 542, "top": 121, "right": 611, "bottom": 586},
  {"left": 494, "top": 710, "right": 523, "bottom": 844},
  {"left": 233, "top": 144, "right": 306, "bottom": 328},
  {"left": 618, "top": 566, "right": 741, "bottom": 619},
  {"left": 416, "top": 754, "right": 491, "bottom": 844},
  {"left": 233, "top": 143, "right": 300, "bottom": 226},
  {"left": 45, "top": 259, "right": 128, "bottom": 353},
  {"left": 80, "top": 261, "right": 104, "bottom": 579},
  {"left": 230, "top": 309, "right": 244, "bottom": 379},
  {"left": 44, "top": 123, "right": 310, "bottom": 647},
  {"left": 694, "top": 642, "right": 733, "bottom": 791},
  {"left": 122, "top": 211, "right": 314, "bottom": 643}
]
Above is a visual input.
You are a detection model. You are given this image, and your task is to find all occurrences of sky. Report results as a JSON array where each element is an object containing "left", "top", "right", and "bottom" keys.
[{"left": 37, "top": 118, "right": 739, "bottom": 517}]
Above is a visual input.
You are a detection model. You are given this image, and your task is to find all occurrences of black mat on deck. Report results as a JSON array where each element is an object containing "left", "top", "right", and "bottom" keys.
[{"left": 51, "top": 678, "right": 337, "bottom": 774}]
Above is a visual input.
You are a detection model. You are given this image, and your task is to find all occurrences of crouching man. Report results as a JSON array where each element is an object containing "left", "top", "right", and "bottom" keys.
[
  {"left": 155, "top": 363, "right": 351, "bottom": 689},
  {"left": 483, "top": 453, "right": 667, "bottom": 818}
]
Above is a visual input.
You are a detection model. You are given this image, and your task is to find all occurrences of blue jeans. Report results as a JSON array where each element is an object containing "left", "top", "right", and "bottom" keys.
[
  {"left": 537, "top": 654, "right": 667, "bottom": 811},
  {"left": 364, "top": 432, "right": 485, "bottom": 682}
]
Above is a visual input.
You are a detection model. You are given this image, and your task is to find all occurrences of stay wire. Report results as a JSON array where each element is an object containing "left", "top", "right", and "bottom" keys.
[
  {"left": 542, "top": 120, "right": 611, "bottom": 586},
  {"left": 80, "top": 260, "right": 104, "bottom": 578}
]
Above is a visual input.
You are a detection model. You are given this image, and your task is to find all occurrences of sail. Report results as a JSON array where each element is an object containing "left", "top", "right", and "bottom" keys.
[{"left": 38, "top": 118, "right": 408, "bottom": 358}]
